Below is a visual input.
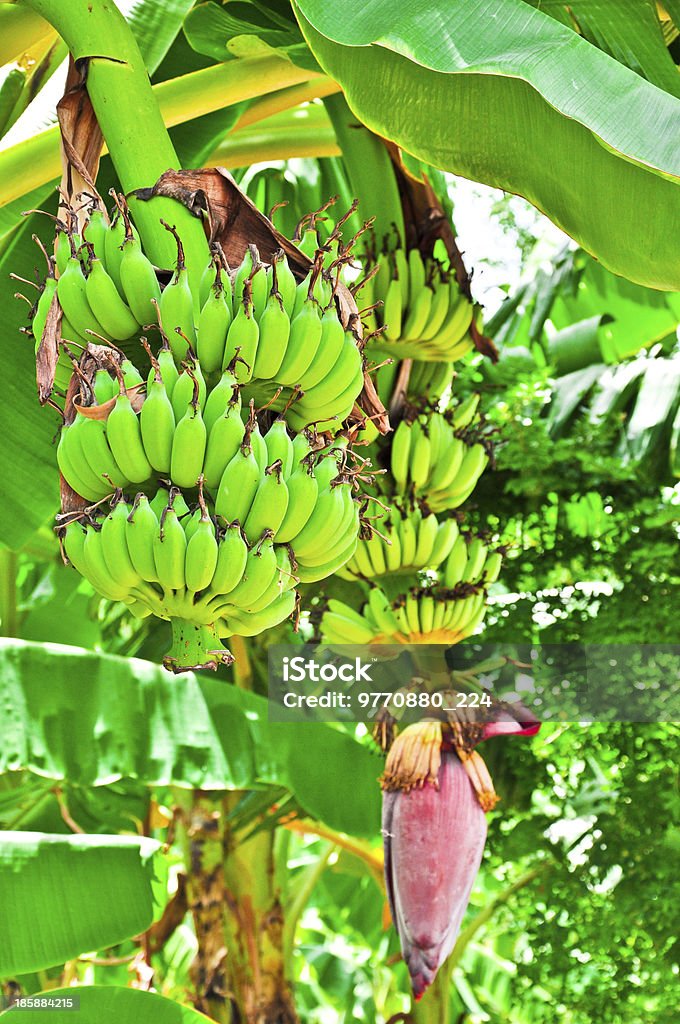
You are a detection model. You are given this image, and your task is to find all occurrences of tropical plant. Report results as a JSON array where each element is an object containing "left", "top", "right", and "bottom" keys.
[{"left": 1, "top": 1, "right": 678, "bottom": 1022}]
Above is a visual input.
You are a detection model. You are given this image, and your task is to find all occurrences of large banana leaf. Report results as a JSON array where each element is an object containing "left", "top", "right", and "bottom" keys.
[
  {"left": 0, "top": 987, "right": 212, "bottom": 1022},
  {"left": 525, "top": 0, "right": 680, "bottom": 98},
  {"left": 0, "top": 640, "right": 381, "bottom": 837},
  {"left": 293, "top": 0, "right": 680, "bottom": 290},
  {"left": 0, "top": 832, "right": 165, "bottom": 975}
]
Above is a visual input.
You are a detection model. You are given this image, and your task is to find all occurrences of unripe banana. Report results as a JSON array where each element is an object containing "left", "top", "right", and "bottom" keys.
[
  {"left": 185, "top": 482, "right": 218, "bottom": 593},
  {"left": 102, "top": 212, "right": 128, "bottom": 295},
  {"left": 273, "top": 254, "right": 298, "bottom": 319},
  {"left": 171, "top": 360, "right": 207, "bottom": 420},
  {"left": 215, "top": 445, "right": 262, "bottom": 524},
  {"left": 140, "top": 349, "right": 175, "bottom": 474},
  {"left": 159, "top": 221, "right": 196, "bottom": 359},
  {"left": 203, "top": 397, "right": 245, "bottom": 492},
  {"left": 57, "top": 254, "right": 110, "bottom": 341},
  {"left": 81, "top": 524, "right": 132, "bottom": 601},
  {"left": 224, "top": 293, "right": 259, "bottom": 382},
  {"left": 93, "top": 369, "right": 116, "bottom": 404},
  {"left": 276, "top": 300, "right": 323, "bottom": 386},
  {"left": 264, "top": 418, "right": 294, "bottom": 476},
  {"left": 106, "top": 383, "right": 152, "bottom": 484},
  {"left": 413, "top": 513, "right": 439, "bottom": 566},
  {"left": 208, "top": 522, "right": 249, "bottom": 596},
  {"left": 296, "top": 535, "right": 357, "bottom": 583},
  {"left": 390, "top": 420, "right": 413, "bottom": 495},
  {"left": 252, "top": 290, "right": 290, "bottom": 379},
  {"left": 197, "top": 273, "right": 231, "bottom": 374},
  {"left": 126, "top": 494, "right": 160, "bottom": 582},
  {"left": 222, "top": 534, "right": 278, "bottom": 611},
  {"left": 154, "top": 339, "right": 180, "bottom": 399},
  {"left": 297, "top": 305, "right": 346, "bottom": 391},
  {"left": 220, "top": 588, "right": 296, "bottom": 637},
  {"left": 243, "top": 461, "right": 289, "bottom": 544},
  {"left": 444, "top": 535, "right": 468, "bottom": 588},
  {"left": 119, "top": 231, "right": 161, "bottom": 326},
  {"left": 85, "top": 253, "right": 139, "bottom": 340},
  {"left": 170, "top": 376, "right": 207, "bottom": 489},
  {"left": 382, "top": 277, "right": 404, "bottom": 341},
  {"left": 100, "top": 499, "right": 140, "bottom": 590},
  {"left": 203, "top": 369, "right": 240, "bottom": 435},
  {"left": 153, "top": 495, "right": 187, "bottom": 592},
  {"left": 275, "top": 465, "right": 318, "bottom": 543}
]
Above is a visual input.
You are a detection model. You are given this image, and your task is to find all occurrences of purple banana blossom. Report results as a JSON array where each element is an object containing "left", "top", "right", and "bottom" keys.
[
  {"left": 381, "top": 704, "right": 540, "bottom": 999},
  {"left": 382, "top": 749, "right": 486, "bottom": 999}
]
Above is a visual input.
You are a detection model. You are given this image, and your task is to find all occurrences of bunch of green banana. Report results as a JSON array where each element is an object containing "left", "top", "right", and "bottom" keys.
[
  {"left": 60, "top": 484, "right": 299, "bottom": 671},
  {"left": 389, "top": 398, "right": 490, "bottom": 511},
  {"left": 339, "top": 506, "right": 460, "bottom": 580},
  {"left": 361, "top": 244, "right": 479, "bottom": 362},
  {"left": 320, "top": 585, "right": 488, "bottom": 645}
]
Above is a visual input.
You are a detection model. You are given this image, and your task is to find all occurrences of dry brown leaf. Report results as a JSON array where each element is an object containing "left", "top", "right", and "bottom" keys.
[{"left": 57, "top": 56, "right": 107, "bottom": 224}]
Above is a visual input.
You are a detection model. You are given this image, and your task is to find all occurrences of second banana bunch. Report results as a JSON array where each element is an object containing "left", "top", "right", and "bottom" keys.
[
  {"left": 60, "top": 427, "right": 363, "bottom": 670},
  {"left": 361, "top": 241, "right": 482, "bottom": 362}
]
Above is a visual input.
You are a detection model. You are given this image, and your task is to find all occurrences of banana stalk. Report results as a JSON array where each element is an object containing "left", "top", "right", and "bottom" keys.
[
  {"left": 163, "top": 619, "right": 234, "bottom": 674},
  {"left": 21, "top": 0, "right": 209, "bottom": 285}
]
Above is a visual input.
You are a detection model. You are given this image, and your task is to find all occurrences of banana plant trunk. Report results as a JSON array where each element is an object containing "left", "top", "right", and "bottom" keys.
[{"left": 176, "top": 792, "right": 298, "bottom": 1024}]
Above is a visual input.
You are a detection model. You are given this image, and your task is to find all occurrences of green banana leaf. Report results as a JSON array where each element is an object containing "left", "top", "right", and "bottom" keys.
[
  {"left": 525, "top": 0, "right": 680, "bottom": 98},
  {"left": 0, "top": 986, "right": 212, "bottom": 1022},
  {"left": 293, "top": 0, "right": 680, "bottom": 290},
  {"left": 0, "top": 640, "right": 381, "bottom": 837},
  {"left": 0, "top": 832, "right": 166, "bottom": 975}
]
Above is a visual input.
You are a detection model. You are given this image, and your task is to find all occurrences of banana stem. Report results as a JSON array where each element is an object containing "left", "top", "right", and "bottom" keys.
[
  {"left": 19, "top": 0, "right": 209, "bottom": 286},
  {"left": 163, "top": 619, "right": 233, "bottom": 674},
  {"left": 0, "top": 55, "right": 327, "bottom": 207},
  {"left": 0, "top": 547, "right": 18, "bottom": 637},
  {"left": 323, "top": 92, "right": 405, "bottom": 248}
]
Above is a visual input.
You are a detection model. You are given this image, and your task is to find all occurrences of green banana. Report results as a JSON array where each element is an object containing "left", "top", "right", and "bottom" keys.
[
  {"left": 170, "top": 374, "right": 207, "bottom": 489},
  {"left": 264, "top": 418, "right": 294, "bottom": 476},
  {"left": 243, "top": 461, "right": 289, "bottom": 544},
  {"left": 153, "top": 493, "right": 187, "bottom": 592},
  {"left": 140, "top": 348, "right": 175, "bottom": 474},
  {"left": 84, "top": 252, "right": 139, "bottom": 341},
  {"left": 252, "top": 289, "right": 290, "bottom": 379},
  {"left": 208, "top": 522, "right": 249, "bottom": 596},
  {"left": 159, "top": 221, "right": 196, "bottom": 359},
  {"left": 119, "top": 229, "right": 162, "bottom": 327},
  {"left": 126, "top": 493, "right": 160, "bottom": 582},
  {"left": 203, "top": 396, "right": 245, "bottom": 491},
  {"left": 197, "top": 266, "right": 231, "bottom": 374},
  {"left": 185, "top": 482, "right": 218, "bottom": 593},
  {"left": 106, "top": 380, "right": 153, "bottom": 484},
  {"left": 275, "top": 465, "right": 318, "bottom": 543},
  {"left": 215, "top": 445, "right": 262, "bottom": 524},
  {"left": 297, "top": 305, "right": 346, "bottom": 390}
]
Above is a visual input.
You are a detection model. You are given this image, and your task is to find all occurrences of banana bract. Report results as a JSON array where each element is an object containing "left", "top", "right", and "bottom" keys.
[{"left": 382, "top": 748, "right": 487, "bottom": 999}]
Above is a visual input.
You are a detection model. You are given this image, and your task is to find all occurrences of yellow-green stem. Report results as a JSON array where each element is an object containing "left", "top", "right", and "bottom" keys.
[{"left": 19, "top": 0, "right": 209, "bottom": 285}]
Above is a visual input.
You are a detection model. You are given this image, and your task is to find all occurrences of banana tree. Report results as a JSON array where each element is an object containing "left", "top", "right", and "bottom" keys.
[{"left": 1, "top": 1, "right": 679, "bottom": 1022}]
